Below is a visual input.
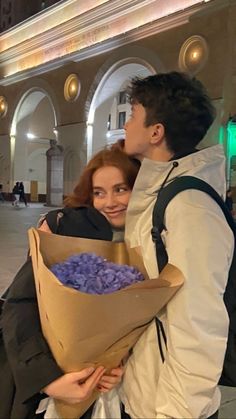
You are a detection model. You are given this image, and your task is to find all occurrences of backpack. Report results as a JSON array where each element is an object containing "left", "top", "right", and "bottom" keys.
[{"left": 151, "top": 175, "right": 236, "bottom": 387}]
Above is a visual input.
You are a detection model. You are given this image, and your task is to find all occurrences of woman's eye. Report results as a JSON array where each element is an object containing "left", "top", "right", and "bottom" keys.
[
  {"left": 115, "top": 187, "right": 128, "bottom": 193},
  {"left": 93, "top": 190, "right": 104, "bottom": 197}
]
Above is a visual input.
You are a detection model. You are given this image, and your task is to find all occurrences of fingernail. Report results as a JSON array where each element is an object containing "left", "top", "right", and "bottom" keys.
[{"left": 87, "top": 367, "right": 95, "bottom": 373}]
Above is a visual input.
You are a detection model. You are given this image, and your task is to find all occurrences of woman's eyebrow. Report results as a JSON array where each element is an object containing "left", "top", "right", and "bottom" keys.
[
  {"left": 93, "top": 183, "right": 127, "bottom": 189},
  {"left": 112, "top": 183, "right": 129, "bottom": 189}
]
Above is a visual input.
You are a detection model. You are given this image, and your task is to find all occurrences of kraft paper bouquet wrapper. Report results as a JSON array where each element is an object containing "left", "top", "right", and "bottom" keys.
[{"left": 28, "top": 228, "right": 184, "bottom": 418}]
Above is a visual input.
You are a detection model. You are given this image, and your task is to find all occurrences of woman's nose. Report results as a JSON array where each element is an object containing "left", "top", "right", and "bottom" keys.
[{"left": 105, "top": 193, "right": 117, "bottom": 207}]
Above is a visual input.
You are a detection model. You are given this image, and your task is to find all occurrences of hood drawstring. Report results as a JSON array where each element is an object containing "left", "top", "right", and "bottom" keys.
[
  {"left": 151, "top": 161, "right": 179, "bottom": 271},
  {"left": 159, "top": 161, "right": 179, "bottom": 193}
]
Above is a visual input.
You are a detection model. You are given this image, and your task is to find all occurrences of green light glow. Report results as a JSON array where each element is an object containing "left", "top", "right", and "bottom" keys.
[
  {"left": 227, "top": 120, "right": 236, "bottom": 157},
  {"left": 219, "top": 126, "right": 224, "bottom": 145}
]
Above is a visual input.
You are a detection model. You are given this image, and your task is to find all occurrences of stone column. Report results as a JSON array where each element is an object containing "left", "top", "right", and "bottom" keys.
[
  {"left": 46, "top": 140, "right": 64, "bottom": 206},
  {"left": 56, "top": 122, "right": 87, "bottom": 195},
  {"left": 0, "top": 134, "right": 11, "bottom": 193}
]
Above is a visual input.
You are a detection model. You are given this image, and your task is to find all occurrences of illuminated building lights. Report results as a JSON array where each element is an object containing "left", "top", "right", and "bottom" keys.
[{"left": 0, "top": 96, "right": 8, "bottom": 117}]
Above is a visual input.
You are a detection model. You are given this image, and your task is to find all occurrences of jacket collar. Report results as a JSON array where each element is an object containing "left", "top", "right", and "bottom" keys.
[{"left": 131, "top": 145, "right": 226, "bottom": 198}]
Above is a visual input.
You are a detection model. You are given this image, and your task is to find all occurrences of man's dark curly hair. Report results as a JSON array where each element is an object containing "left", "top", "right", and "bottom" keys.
[{"left": 127, "top": 71, "right": 216, "bottom": 153}]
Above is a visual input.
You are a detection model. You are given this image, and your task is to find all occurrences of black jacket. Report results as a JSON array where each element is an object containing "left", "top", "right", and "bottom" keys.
[{"left": 0, "top": 207, "right": 113, "bottom": 419}]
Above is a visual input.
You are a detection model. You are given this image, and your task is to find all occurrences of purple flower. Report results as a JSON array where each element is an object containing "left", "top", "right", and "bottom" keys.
[{"left": 51, "top": 253, "right": 144, "bottom": 294}]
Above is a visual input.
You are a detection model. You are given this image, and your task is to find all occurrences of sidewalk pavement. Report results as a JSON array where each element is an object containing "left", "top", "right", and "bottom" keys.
[{"left": 0, "top": 201, "right": 236, "bottom": 418}]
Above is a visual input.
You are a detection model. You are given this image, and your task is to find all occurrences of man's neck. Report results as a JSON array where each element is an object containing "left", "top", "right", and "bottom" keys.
[{"left": 144, "top": 146, "right": 173, "bottom": 162}]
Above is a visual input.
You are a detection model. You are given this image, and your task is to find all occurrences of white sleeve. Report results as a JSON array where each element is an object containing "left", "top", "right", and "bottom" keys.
[{"left": 155, "top": 190, "right": 234, "bottom": 419}]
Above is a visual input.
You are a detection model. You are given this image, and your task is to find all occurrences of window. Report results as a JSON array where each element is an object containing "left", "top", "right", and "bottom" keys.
[
  {"left": 118, "top": 112, "right": 126, "bottom": 129},
  {"left": 118, "top": 91, "right": 127, "bottom": 105},
  {"left": 107, "top": 114, "right": 111, "bottom": 130}
]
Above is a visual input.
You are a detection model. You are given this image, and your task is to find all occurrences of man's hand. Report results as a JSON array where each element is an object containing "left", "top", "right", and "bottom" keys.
[
  {"left": 42, "top": 366, "right": 105, "bottom": 404},
  {"left": 97, "top": 366, "right": 124, "bottom": 392}
]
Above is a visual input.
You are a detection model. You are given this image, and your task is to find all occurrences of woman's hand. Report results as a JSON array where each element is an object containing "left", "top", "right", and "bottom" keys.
[
  {"left": 97, "top": 366, "right": 124, "bottom": 393},
  {"left": 42, "top": 366, "right": 105, "bottom": 404}
]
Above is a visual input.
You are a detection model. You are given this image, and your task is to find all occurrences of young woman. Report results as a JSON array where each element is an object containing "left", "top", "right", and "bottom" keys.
[{"left": 0, "top": 141, "right": 140, "bottom": 419}]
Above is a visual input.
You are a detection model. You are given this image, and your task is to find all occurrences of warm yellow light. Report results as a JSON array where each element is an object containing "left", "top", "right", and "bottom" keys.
[
  {"left": 69, "top": 82, "right": 77, "bottom": 93},
  {"left": 64, "top": 74, "right": 80, "bottom": 102},
  {"left": 179, "top": 35, "right": 208, "bottom": 75},
  {"left": 191, "top": 50, "right": 199, "bottom": 60},
  {"left": 0, "top": 96, "right": 8, "bottom": 117}
]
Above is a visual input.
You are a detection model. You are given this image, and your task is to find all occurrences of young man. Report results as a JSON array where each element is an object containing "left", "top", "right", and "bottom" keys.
[{"left": 119, "top": 72, "right": 234, "bottom": 418}]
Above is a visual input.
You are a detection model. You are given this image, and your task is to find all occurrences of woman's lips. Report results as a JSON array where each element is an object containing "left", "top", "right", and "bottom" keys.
[{"left": 104, "top": 210, "right": 125, "bottom": 218}]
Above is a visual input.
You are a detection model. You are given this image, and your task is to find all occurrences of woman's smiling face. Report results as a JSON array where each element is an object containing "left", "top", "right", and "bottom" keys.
[{"left": 92, "top": 166, "right": 132, "bottom": 228}]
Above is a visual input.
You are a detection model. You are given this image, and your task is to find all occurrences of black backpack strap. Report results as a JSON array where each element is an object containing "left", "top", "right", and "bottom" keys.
[{"left": 152, "top": 175, "right": 235, "bottom": 273}]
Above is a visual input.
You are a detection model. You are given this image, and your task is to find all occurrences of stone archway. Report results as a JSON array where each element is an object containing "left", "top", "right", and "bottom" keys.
[
  {"left": 85, "top": 47, "right": 165, "bottom": 160},
  {"left": 10, "top": 88, "right": 62, "bottom": 204}
]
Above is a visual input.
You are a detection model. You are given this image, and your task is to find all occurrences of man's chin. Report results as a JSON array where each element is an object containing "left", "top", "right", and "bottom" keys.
[
  {"left": 124, "top": 144, "right": 137, "bottom": 158},
  {"left": 124, "top": 143, "right": 142, "bottom": 160},
  {"left": 123, "top": 143, "right": 130, "bottom": 155}
]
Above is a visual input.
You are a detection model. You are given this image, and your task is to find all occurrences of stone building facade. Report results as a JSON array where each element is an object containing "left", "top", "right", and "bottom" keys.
[{"left": 0, "top": 0, "right": 236, "bottom": 204}]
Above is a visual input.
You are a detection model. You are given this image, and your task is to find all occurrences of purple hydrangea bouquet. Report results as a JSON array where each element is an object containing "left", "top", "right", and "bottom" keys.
[
  {"left": 29, "top": 228, "right": 184, "bottom": 419},
  {"left": 50, "top": 253, "right": 144, "bottom": 294}
]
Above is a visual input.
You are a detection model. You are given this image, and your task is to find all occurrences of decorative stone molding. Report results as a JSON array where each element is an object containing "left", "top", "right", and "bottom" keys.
[
  {"left": 178, "top": 35, "right": 209, "bottom": 75},
  {"left": 64, "top": 74, "right": 81, "bottom": 102}
]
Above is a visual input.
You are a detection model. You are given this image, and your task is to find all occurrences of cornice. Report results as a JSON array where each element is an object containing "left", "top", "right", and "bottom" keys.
[
  {"left": 189, "top": 0, "right": 236, "bottom": 18},
  {"left": 0, "top": 0, "right": 154, "bottom": 53},
  {"left": 0, "top": 0, "right": 213, "bottom": 86},
  {"left": 0, "top": 0, "right": 109, "bottom": 51},
  {"left": 0, "top": 0, "right": 156, "bottom": 62}
]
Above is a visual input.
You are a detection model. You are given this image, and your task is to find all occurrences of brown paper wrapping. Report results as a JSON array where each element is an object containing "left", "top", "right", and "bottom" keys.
[{"left": 28, "top": 228, "right": 184, "bottom": 418}]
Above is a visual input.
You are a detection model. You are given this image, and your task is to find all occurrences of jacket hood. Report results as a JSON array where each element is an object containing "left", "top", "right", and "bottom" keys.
[{"left": 131, "top": 144, "right": 226, "bottom": 198}]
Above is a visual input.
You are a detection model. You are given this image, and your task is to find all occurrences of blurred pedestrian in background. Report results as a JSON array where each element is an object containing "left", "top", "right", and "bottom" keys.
[
  {"left": 19, "top": 182, "right": 28, "bottom": 207},
  {"left": 12, "top": 182, "right": 20, "bottom": 207}
]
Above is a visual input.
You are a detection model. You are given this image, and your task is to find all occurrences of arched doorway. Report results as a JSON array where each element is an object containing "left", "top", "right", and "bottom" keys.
[
  {"left": 10, "top": 88, "right": 60, "bottom": 203},
  {"left": 86, "top": 55, "right": 160, "bottom": 160}
]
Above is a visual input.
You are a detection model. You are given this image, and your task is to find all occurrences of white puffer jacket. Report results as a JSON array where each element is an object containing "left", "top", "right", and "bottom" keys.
[{"left": 119, "top": 145, "right": 234, "bottom": 419}]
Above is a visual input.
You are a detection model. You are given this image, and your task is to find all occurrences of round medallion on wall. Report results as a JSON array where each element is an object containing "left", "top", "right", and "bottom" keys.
[
  {"left": 0, "top": 96, "right": 8, "bottom": 118},
  {"left": 64, "top": 74, "right": 81, "bottom": 102},
  {"left": 178, "top": 35, "right": 209, "bottom": 75}
]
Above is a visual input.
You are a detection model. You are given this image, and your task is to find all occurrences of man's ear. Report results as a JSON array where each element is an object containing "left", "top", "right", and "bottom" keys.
[{"left": 150, "top": 123, "right": 165, "bottom": 145}]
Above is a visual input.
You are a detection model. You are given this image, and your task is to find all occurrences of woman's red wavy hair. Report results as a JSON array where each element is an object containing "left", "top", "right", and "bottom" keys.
[{"left": 64, "top": 140, "right": 140, "bottom": 208}]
